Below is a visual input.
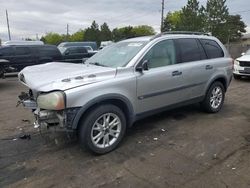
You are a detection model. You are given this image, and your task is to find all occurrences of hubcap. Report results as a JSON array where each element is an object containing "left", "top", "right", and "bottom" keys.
[
  {"left": 210, "top": 86, "right": 223, "bottom": 109},
  {"left": 91, "top": 113, "right": 121, "bottom": 148}
]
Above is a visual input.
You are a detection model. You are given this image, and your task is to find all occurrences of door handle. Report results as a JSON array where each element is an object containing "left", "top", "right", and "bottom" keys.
[
  {"left": 172, "top": 71, "right": 182, "bottom": 76},
  {"left": 205, "top": 65, "right": 213, "bottom": 70}
]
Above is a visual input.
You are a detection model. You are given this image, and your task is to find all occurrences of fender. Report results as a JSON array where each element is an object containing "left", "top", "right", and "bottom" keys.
[
  {"left": 205, "top": 74, "right": 229, "bottom": 93},
  {"left": 71, "top": 93, "right": 135, "bottom": 129}
]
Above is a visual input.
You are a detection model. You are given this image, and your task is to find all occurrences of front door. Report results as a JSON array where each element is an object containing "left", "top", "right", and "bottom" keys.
[{"left": 136, "top": 39, "right": 189, "bottom": 114}]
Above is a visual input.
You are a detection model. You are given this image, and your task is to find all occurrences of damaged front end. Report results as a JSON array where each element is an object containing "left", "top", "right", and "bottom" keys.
[{"left": 18, "top": 91, "right": 79, "bottom": 132}]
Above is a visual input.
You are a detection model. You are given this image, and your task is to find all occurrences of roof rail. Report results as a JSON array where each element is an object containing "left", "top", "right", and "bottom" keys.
[{"left": 151, "top": 31, "right": 211, "bottom": 40}]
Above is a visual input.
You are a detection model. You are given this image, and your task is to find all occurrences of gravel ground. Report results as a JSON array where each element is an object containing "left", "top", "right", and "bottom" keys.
[{"left": 0, "top": 76, "right": 250, "bottom": 188}]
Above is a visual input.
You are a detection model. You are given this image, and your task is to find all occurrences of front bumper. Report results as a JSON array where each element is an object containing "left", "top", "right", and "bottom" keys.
[
  {"left": 233, "top": 64, "right": 250, "bottom": 76},
  {"left": 21, "top": 99, "right": 80, "bottom": 131}
]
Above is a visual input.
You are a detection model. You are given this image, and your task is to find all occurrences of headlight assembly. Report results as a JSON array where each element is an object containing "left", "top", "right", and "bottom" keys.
[
  {"left": 37, "top": 91, "right": 65, "bottom": 110},
  {"left": 234, "top": 60, "right": 239, "bottom": 65}
]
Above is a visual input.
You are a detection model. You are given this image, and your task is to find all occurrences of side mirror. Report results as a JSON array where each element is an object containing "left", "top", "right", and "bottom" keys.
[
  {"left": 136, "top": 60, "right": 149, "bottom": 72},
  {"left": 241, "top": 52, "right": 245, "bottom": 56}
]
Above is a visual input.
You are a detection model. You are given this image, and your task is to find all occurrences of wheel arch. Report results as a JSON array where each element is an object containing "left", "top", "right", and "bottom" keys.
[
  {"left": 72, "top": 94, "right": 135, "bottom": 130},
  {"left": 206, "top": 75, "right": 228, "bottom": 93}
]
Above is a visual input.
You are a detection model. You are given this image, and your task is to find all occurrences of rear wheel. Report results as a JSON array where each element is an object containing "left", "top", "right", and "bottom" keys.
[
  {"left": 201, "top": 82, "right": 225, "bottom": 113},
  {"left": 78, "top": 104, "right": 126, "bottom": 154},
  {"left": 233, "top": 74, "right": 241, "bottom": 80}
]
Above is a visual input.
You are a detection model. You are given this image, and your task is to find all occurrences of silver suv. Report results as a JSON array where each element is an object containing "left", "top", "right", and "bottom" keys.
[{"left": 18, "top": 32, "right": 233, "bottom": 154}]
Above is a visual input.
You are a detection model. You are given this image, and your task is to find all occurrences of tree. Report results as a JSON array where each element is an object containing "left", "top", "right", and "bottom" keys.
[
  {"left": 84, "top": 21, "right": 101, "bottom": 45},
  {"left": 112, "top": 26, "right": 135, "bottom": 41},
  {"left": 163, "top": 11, "right": 182, "bottom": 31},
  {"left": 100, "top": 22, "right": 112, "bottom": 41},
  {"left": 112, "top": 25, "right": 155, "bottom": 42},
  {"left": 70, "top": 29, "right": 84, "bottom": 42},
  {"left": 226, "top": 14, "right": 246, "bottom": 42},
  {"left": 132, "top": 25, "right": 155, "bottom": 36},
  {"left": 205, "top": 0, "right": 229, "bottom": 43},
  {"left": 41, "top": 32, "right": 63, "bottom": 45},
  {"left": 180, "top": 0, "right": 205, "bottom": 32}
]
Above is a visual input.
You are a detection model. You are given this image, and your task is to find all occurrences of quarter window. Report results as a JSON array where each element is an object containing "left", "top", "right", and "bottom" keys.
[
  {"left": 177, "top": 38, "right": 206, "bottom": 63},
  {"left": 142, "top": 40, "right": 176, "bottom": 69},
  {"left": 200, "top": 39, "right": 224, "bottom": 59}
]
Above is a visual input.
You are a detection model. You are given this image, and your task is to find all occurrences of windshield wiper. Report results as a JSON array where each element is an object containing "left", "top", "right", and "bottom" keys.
[{"left": 88, "top": 62, "right": 108, "bottom": 67}]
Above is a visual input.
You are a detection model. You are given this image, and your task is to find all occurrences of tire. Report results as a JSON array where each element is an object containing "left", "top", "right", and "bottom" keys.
[
  {"left": 233, "top": 74, "right": 241, "bottom": 80},
  {"left": 78, "top": 104, "right": 126, "bottom": 154},
  {"left": 201, "top": 82, "right": 225, "bottom": 113}
]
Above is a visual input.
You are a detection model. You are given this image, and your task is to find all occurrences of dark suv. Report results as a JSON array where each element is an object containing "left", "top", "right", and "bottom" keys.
[
  {"left": 0, "top": 45, "right": 62, "bottom": 74},
  {"left": 60, "top": 46, "right": 95, "bottom": 63}
]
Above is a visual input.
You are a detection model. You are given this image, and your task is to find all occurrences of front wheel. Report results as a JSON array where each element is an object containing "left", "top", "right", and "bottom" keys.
[
  {"left": 201, "top": 82, "right": 225, "bottom": 113},
  {"left": 79, "top": 104, "right": 126, "bottom": 154}
]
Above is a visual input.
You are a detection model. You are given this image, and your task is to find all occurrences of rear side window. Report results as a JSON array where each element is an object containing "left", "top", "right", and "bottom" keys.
[
  {"left": 176, "top": 38, "right": 206, "bottom": 63},
  {"left": 200, "top": 39, "right": 224, "bottom": 59},
  {"left": 0, "top": 47, "right": 14, "bottom": 56},
  {"left": 69, "top": 47, "right": 88, "bottom": 54},
  {"left": 15, "top": 47, "right": 30, "bottom": 55},
  {"left": 39, "top": 46, "right": 59, "bottom": 57}
]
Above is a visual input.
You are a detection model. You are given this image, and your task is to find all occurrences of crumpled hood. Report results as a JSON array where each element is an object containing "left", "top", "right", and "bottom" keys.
[
  {"left": 236, "top": 55, "right": 250, "bottom": 61},
  {"left": 19, "top": 62, "right": 117, "bottom": 91}
]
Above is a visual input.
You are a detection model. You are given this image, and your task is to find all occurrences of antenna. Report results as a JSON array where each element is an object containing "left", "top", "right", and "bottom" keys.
[{"left": 6, "top": 10, "right": 11, "bottom": 40}]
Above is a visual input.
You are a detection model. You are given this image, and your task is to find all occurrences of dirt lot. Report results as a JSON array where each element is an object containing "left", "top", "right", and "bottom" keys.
[{"left": 0, "top": 76, "right": 250, "bottom": 188}]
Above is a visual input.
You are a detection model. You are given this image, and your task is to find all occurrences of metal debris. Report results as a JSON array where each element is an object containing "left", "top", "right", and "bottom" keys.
[{"left": 19, "top": 134, "right": 31, "bottom": 140}]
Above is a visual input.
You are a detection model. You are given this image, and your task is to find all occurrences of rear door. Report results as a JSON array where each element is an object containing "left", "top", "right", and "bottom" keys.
[
  {"left": 63, "top": 47, "right": 88, "bottom": 63},
  {"left": 136, "top": 39, "right": 189, "bottom": 114},
  {"left": 175, "top": 38, "right": 216, "bottom": 99},
  {"left": 38, "top": 46, "right": 62, "bottom": 63},
  {"left": 13, "top": 46, "right": 34, "bottom": 71}
]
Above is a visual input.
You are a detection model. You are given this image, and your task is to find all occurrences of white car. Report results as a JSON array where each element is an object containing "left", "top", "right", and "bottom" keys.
[{"left": 234, "top": 49, "right": 250, "bottom": 79}]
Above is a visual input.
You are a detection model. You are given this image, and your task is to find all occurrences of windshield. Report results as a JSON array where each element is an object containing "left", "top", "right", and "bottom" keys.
[
  {"left": 85, "top": 41, "right": 147, "bottom": 68},
  {"left": 245, "top": 49, "right": 250, "bottom": 55}
]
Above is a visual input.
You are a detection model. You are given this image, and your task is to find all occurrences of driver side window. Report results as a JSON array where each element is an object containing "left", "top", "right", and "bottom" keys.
[{"left": 142, "top": 40, "right": 176, "bottom": 69}]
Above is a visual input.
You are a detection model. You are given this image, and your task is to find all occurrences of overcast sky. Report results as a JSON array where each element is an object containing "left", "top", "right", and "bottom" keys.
[{"left": 0, "top": 0, "right": 249, "bottom": 41}]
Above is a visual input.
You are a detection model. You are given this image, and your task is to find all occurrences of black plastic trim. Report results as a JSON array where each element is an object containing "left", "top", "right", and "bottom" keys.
[
  {"left": 71, "top": 94, "right": 135, "bottom": 129},
  {"left": 138, "top": 82, "right": 205, "bottom": 100}
]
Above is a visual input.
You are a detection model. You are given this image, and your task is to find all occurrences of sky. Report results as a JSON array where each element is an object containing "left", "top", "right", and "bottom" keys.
[{"left": 0, "top": 0, "right": 249, "bottom": 41}]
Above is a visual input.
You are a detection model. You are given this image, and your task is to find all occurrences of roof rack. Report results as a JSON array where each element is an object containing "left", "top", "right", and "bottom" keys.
[{"left": 151, "top": 31, "right": 211, "bottom": 40}]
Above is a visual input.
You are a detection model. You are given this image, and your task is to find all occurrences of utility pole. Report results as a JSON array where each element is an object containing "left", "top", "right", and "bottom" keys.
[
  {"left": 161, "top": 0, "right": 165, "bottom": 32},
  {"left": 6, "top": 9, "right": 11, "bottom": 40},
  {"left": 66, "top": 24, "right": 69, "bottom": 41}
]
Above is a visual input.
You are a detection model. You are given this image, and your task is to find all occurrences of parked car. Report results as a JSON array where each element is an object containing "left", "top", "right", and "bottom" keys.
[
  {"left": 0, "top": 59, "right": 9, "bottom": 78},
  {"left": 0, "top": 45, "right": 62, "bottom": 73},
  {"left": 99, "top": 41, "right": 114, "bottom": 50},
  {"left": 59, "top": 46, "right": 95, "bottom": 63},
  {"left": 18, "top": 32, "right": 233, "bottom": 154},
  {"left": 233, "top": 49, "right": 250, "bottom": 79},
  {"left": 58, "top": 42, "right": 98, "bottom": 51}
]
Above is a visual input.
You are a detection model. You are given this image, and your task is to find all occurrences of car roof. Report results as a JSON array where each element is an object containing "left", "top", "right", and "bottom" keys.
[{"left": 121, "top": 33, "right": 217, "bottom": 43}]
